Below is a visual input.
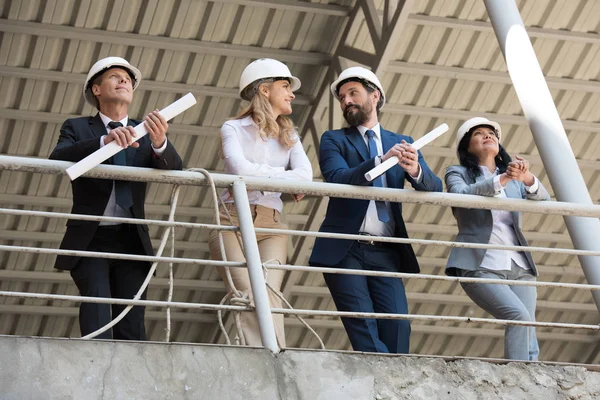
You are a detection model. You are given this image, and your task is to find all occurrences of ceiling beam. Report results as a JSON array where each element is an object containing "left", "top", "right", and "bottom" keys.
[
  {"left": 387, "top": 61, "right": 600, "bottom": 94},
  {"left": 337, "top": 0, "right": 413, "bottom": 75},
  {"left": 373, "top": 0, "right": 413, "bottom": 75},
  {"left": 212, "top": 0, "right": 351, "bottom": 16},
  {"left": 422, "top": 146, "right": 600, "bottom": 172},
  {"left": 0, "top": 108, "right": 218, "bottom": 137},
  {"left": 383, "top": 103, "right": 600, "bottom": 133},
  {"left": 0, "top": 20, "right": 330, "bottom": 65},
  {"left": 0, "top": 66, "right": 312, "bottom": 105},
  {"left": 408, "top": 14, "right": 600, "bottom": 45}
]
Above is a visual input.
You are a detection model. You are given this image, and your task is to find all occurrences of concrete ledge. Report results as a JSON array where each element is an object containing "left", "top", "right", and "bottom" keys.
[{"left": 1, "top": 336, "right": 599, "bottom": 399}]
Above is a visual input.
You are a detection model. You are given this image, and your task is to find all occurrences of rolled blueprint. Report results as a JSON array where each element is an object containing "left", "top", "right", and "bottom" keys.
[
  {"left": 66, "top": 92, "right": 197, "bottom": 180},
  {"left": 364, "top": 123, "right": 449, "bottom": 182}
]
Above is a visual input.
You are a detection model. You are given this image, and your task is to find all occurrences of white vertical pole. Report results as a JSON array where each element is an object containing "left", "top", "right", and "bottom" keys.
[
  {"left": 484, "top": 0, "right": 600, "bottom": 311},
  {"left": 231, "top": 180, "right": 280, "bottom": 353}
]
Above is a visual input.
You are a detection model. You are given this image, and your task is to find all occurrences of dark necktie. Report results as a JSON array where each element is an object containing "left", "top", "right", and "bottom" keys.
[
  {"left": 107, "top": 121, "right": 133, "bottom": 210},
  {"left": 365, "top": 129, "right": 390, "bottom": 223}
]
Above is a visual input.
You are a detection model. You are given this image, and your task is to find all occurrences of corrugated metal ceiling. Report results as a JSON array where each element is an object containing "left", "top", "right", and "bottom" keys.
[{"left": 1, "top": 0, "right": 599, "bottom": 363}]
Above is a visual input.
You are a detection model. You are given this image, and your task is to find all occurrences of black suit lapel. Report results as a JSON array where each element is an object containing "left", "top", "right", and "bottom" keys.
[
  {"left": 89, "top": 114, "right": 107, "bottom": 139},
  {"left": 345, "top": 126, "right": 370, "bottom": 162},
  {"left": 88, "top": 114, "right": 113, "bottom": 165}
]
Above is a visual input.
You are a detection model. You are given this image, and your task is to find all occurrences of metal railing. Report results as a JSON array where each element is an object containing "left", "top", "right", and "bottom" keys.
[{"left": 1, "top": 155, "right": 599, "bottom": 357}]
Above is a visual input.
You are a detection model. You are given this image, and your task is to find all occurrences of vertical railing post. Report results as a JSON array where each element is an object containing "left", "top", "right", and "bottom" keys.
[
  {"left": 484, "top": 0, "right": 600, "bottom": 312},
  {"left": 231, "top": 179, "right": 280, "bottom": 353}
]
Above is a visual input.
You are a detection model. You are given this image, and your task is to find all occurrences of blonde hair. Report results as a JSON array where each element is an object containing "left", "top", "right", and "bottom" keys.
[{"left": 235, "top": 81, "right": 298, "bottom": 149}]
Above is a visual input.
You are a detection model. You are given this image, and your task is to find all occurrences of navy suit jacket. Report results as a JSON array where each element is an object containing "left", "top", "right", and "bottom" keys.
[
  {"left": 309, "top": 126, "right": 442, "bottom": 273},
  {"left": 49, "top": 114, "right": 183, "bottom": 270}
]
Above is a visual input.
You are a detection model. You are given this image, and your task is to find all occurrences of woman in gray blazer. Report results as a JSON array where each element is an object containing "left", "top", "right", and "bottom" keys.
[{"left": 445, "top": 117, "right": 550, "bottom": 361}]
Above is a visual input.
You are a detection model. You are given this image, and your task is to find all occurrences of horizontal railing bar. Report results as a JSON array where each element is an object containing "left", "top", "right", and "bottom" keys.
[
  {"left": 271, "top": 308, "right": 600, "bottom": 331},
  {"left": 0, "top": 207, "right": 238, "bottom": 232},
  {"left": 0, "top": 207, "right": 596, "bottom": 257},
  {"left": 0, "top": 290, "right": 250, "bottom": 311},
  {"left": 1, "top": 242, "right": 597, "bottom": 291},
  {"left": 0, "top": 244, "right": 245, "bottom": 267},
  {"left": 265, "top": 264, "right": 600, "bottom": 291},
  {"left": 253, "top": 227, "right": 596, "bottom": 256},
  {"left": 2, "top": 155, "right": 600, "bottom": 218},
  {"left": 0, "top": 290, "right": 594, "bottom": 332}
]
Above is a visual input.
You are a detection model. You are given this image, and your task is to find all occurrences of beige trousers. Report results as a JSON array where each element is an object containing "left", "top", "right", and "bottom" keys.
[{"left": 208, "top": 203, "right": 287, "bottom": 347}]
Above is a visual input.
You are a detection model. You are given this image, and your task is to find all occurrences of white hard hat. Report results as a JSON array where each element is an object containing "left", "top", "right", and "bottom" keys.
[
  {"left": 83, "top": 57, "right": 142, "bottom": 107},
  {"left": 456, "top": 117, "right": 502, "bottom": 151},
  {"left": 330, "top": 66, "right": 386, "bottom": 109},
  {"left": 239, "top": 58, "right": 301, "bottom": 101}
]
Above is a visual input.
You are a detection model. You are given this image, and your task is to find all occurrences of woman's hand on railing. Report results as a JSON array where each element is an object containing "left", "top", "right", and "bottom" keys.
[{"left": 292, "top": 194, "right": 305, "bottom": 202}]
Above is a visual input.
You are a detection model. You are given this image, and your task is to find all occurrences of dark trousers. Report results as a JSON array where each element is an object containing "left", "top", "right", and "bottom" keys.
[
  {"left": 323, "top": 241, "right": 410, "bottom": 353},
  {"left": 70, "top": 224, "right": 149, "bottom": 340}
]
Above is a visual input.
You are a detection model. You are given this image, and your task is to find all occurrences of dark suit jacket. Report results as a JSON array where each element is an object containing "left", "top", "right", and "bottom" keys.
[
  {"left": 49, "top": 114, "right": 183, "bottom": 270},
  {"left": 308, "top": 126, "right": 443, "bottom": 273}
]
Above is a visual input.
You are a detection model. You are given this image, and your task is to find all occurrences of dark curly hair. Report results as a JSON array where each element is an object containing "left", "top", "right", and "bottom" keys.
[{"left": 457, "top": 125, "right": 512, "bottom": 179}]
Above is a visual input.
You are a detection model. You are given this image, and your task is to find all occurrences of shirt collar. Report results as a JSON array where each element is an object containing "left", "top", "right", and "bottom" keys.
[
  {"left": 240, "top": 115, "right": 258, "bottom": 128},
  {"left": 357, "top": 123, "right": 381, "bottom": 139},
  {"left": 479, "top": 165, "right": 499, "bottom": 177},
  {"left": 99, "top": 112, "right": 128, "bottom": 128}
]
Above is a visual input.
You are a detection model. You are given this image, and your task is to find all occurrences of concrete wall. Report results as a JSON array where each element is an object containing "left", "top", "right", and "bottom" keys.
[{"left": 1, "top": 336, "right": 599, "bottom": 399}]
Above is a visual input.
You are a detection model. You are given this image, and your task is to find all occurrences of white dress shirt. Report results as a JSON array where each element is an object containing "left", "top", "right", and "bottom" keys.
[
  {"left": 219, "top": 116, "right": 313, "bottom": 213},
  {"left": 479, "top": 166, "right": 539, "bottom": 271},
  {"left": 98, "top": 112, "right": 167, "bottom": 225},
  {"left": 356, "top": 124, "right": 394, "bottom": 237}
]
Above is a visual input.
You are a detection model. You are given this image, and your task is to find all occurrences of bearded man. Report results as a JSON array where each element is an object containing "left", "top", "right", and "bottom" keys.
[{"left": 309, "top": 67, "right": 442, "bottom": 353}]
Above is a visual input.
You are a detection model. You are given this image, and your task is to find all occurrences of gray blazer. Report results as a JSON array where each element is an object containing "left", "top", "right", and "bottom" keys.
[{"left": 444, "top": 165, "right": 550, "bottom": 276}]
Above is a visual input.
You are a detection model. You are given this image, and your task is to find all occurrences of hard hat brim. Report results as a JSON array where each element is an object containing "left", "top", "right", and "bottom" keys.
[
  {"left": 455, "top": 117, "right": 503, "bottom": 157},
  {"left": 289, "top": 76, "right": 301, "bottom": 92},
  {"left": 239, "top": 75, "right": 302, "bottom": 101},
  {"left": 330, "top": 72, "right": 386, "bottom": 109}
]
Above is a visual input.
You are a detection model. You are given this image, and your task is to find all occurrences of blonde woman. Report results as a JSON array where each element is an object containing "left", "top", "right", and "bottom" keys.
[{"left": 209, "top": 59, "right": 312, "bottom": 347}]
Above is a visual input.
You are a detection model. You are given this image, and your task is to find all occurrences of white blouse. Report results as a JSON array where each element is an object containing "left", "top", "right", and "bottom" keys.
[
  {"left": 479, "top": 166, "right": 533, "bottom": 271},
  {"left": 219, "top": 116, "right": 313, "bottom": 212}
]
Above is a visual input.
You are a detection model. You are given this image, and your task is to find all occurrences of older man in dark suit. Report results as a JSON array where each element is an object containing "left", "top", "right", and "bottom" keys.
[{"left": 50, "top": 57, "right": 183, "bottom": 340}]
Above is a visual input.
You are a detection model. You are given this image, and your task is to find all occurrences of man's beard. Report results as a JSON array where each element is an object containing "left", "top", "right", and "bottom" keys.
[{"left": 343, "top": 103, "right": 371, "bottom": 127}]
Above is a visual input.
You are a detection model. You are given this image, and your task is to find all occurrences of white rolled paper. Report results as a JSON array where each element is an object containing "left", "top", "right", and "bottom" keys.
[
  {"left": 364, "top": 123, "right": 449, "bottom": 182},
  {"left": 66, "top": 92, "right": 197, "bottom": 181}
]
